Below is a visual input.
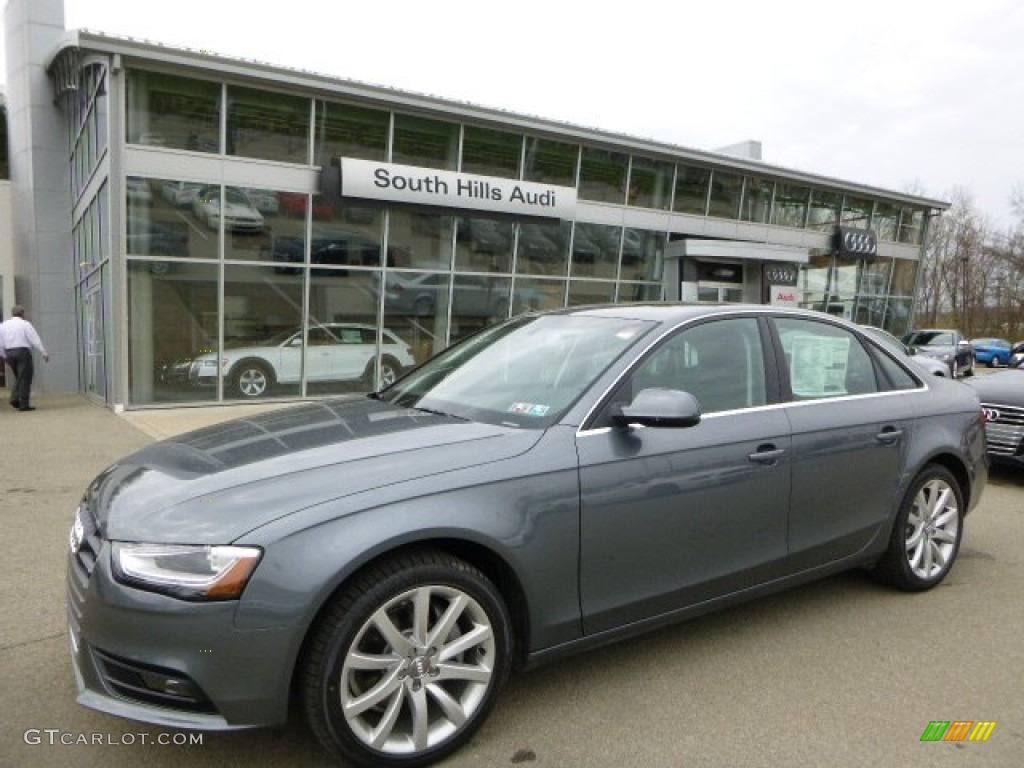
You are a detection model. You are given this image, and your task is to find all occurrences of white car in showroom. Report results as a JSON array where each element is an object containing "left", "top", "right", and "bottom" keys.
[
  {"left": 192, "top": 186, "right": 265, "bottom": 233},
  {"left": 187, "top": 324, "right": 415, "bottom": 397}
]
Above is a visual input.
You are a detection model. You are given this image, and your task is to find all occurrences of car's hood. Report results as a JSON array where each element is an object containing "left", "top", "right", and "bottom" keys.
[
  {"left": 89, "top": 397, "right": 541, "bottom": 543},
  {"left": 965, "top": 369, "right": 1024, "bottom": 401}
]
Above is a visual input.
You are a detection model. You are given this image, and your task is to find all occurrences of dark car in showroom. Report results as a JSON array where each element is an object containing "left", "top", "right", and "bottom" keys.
[
  {"left": 966, "top": 367, "right": 1024, "bottom": 467},
  {"left": 68, "top": 305, "right": 987, "bottom": 767},
  {"left": 903, "top": 328, "right": 975, "bottom": 377}
]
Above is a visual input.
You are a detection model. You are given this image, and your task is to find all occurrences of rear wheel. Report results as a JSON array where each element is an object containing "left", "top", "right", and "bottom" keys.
[
  {"left": 873, "top": 465, "right": 963, "bottom": 591},
  {"left": 301, "top": 551, "right": 512, "bottom": 767}
]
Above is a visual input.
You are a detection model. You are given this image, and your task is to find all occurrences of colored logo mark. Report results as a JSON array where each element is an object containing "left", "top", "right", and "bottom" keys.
[{"left": 920, "top": 721, "right": 996, "bottom": 742}]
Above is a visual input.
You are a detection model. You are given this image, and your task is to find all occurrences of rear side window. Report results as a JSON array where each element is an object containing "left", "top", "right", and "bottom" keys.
[{"left": 773, "top": 317, "right": 878, "bottom": 399}]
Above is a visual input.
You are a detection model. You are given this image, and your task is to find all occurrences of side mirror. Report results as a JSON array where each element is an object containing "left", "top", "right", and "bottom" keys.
[{"left": 611, "top": 388, "right": 701, "bottom": 429}]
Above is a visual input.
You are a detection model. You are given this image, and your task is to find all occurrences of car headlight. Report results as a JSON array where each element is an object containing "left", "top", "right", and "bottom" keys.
[{"left": 111, "top": 543, "right": 262, "bottom": 601}]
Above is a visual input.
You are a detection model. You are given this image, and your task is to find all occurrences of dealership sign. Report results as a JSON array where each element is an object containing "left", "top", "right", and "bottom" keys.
[
  {"left": 340, "top": 158, "right": 577, "bottom": 219},
  {"left": 833, "top": 225, "right": 878, "bottom": 260}
]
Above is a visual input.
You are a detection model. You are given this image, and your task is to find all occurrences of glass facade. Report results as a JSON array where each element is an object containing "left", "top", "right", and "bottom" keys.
[{"left": 67, "top": 63, "right": 938, "bottom": 407}]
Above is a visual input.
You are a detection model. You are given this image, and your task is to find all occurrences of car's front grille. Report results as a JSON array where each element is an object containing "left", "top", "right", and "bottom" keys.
[{"left": 981, "top": 401, "right": 1024, "bottom": 456}]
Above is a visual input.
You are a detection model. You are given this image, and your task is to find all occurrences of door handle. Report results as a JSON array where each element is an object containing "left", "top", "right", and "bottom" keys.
[
  {"left": 875, "top": 428, "right": 904, "bottom": 445},
  {"left": 749, "top": 446, "right": 786, "bottom": 465}
]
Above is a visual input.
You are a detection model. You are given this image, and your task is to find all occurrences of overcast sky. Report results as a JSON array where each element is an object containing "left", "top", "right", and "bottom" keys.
[{"left": 5, "top": 0, "right": 1023, "bottom": 228}]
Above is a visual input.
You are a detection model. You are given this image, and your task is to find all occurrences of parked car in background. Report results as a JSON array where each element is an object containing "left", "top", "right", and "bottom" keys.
[
  {"left": 1010, "top": 341, "right": 1024, "bottom": 369},
  {"left": 192, "top": 186, "right": 264, "bottom": 233},
  {"left": 267, "top": 229, "right": 383, "bottom": 274},
  {"left": 971, "top": 337, "right": 1013, "bottom": 367},
  {"left": 966, "top": 367, "right": 1024, "bottom": 467},
  {"left": 69, "top": 305, "right": 987, "bottom": 767},
  {"left": 860, "top": 326, "right": 948, "bottom": 378},
  {"left": 902, "top": 328, "right": 974, "bottom": 377},
  {"left": 186, "top": 323, "right": 415, "bottom": 397},
  {"left": 161, "top": 180, "right": 204, "bottom": 207}
]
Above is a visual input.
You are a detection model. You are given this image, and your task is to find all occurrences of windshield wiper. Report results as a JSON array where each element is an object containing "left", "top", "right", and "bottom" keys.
[{"left": 412, "top": 405, "right": 468, "bottom": 420}]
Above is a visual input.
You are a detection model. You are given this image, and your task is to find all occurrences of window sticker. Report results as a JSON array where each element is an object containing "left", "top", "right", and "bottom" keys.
[
  {"left": 789, "top": 334, "right": 850, "bottom": 397},
  {"left": 509, "top": 402, "right": 551, "bottom": 417}
]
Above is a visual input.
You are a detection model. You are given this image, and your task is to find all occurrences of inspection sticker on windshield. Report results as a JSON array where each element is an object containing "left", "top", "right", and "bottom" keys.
[{"left": 509, "top": 403, "right": 550, "bottom": 417}]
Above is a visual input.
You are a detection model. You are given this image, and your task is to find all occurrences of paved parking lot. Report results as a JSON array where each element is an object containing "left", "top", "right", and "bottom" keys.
[{"left": 1, "top": 393, "right": 1021, "bottom": 767}]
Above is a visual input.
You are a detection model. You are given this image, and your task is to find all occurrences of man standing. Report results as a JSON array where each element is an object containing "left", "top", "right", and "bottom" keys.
[{"left": 0, "top": 305, "right": 50, "bottom": 411}]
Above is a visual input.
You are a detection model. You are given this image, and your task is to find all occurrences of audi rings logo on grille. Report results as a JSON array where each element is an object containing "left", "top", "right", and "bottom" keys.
[
  {"left": 982, "top": 408, "right": 1001, "bottom": 423},
  {"left": 834, "top": 226, "right": 878, "bottom": 259}
]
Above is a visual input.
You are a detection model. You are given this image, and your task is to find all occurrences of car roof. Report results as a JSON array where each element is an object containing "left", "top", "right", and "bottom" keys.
[{"left": 544, "top": 302, "right": 853, "bottom": 328}]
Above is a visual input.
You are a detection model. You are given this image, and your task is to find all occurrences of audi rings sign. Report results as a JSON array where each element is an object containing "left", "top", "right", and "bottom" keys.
[{"left": 833, "top": 226, "right": 878, "bottom": 260}]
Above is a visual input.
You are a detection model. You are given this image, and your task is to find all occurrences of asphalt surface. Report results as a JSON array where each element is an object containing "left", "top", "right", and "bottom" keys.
[{"left": 1, "top": 392, "right": 1022, "bottom": 768}]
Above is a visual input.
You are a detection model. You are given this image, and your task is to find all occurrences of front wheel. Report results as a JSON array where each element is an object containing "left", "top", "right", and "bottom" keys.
[
  {"left": 301, "top": 551, "right": 512, "bottom": 768},
  {"left": 873, "top": 465, "right": 963, "bottom": 591},
  {"left": 231, "top": 362, "right": 272, "bottom": 398}
]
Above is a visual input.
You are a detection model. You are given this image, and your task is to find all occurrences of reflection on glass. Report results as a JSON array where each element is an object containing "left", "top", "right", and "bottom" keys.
[
  {"left": 382, "top": 270, "right": 451, "bottom": 364},
  {"left": 314, "top": 100, "right": 389, "bottom": 166},
  {"left": 512, "top": 278, "right": 565, "bottom": 313},
  {"left": 741, "top": 177, "right": 773, "bottom": 223},
  {"left": 226, "top": 85, "right": 310, "bottom": 164},
  {"left": 523, "top": 137, "right": 578, "bottom": 186},
  {"left": 883, "top": 297, "right": 913, "bottom": 336},
  {"left": 898, "top": 208, "right": 924, "bottom": 245},
  {"left": 461, "top": 126, "right": 522, "bottom": 179},
  {"left": 808, "top": 190, "right": 842, "bottom": 231},
  {"left": 128, "top": 260, "right": 219, "bottom": 405},
  {"left": 516, "top": 221, "right": 570, "bottom": 276},
  {"left": 708, "top": 171, "right": 743, "bottom": 219},
  {"left": 890, "top": 257, "right": 918, "bottom": 295},
  {"left": 450, "top": 275, "right": 513, "bottom": 344},
  {"left": 307, "top": 270, "right": 407, "bottom": 393},
  {"left": 579, "top": 147, "right": 628, "bottom": 204},
  {"left": 222, "top": 264, "right": 304, "bottom": 399},
  {"left": 617, "top": 282, "right": 663, "bottom": 302},
  {"left": 674, "top": 166, "right": 711, "bottom": 215},
  {"left": 873, "top": 202, "right": 899, "bottom": 242},
  {"left": 772, "top": 183, "right": 809, "bottom": 228},
  {"left": 387, "top": 208, "right": 454, "bottom": 269},
  {"left": 455, "top": 216, "right": 514, "bottom": 272},
  {"left": 219, "top": 185, "right": 281, "bottom": 261},
  {"left": 393, "top": 114, "right": 459, "bottom": 170},
  {"left": 126, "top": 70, "right": 220, "bottom": 153},
  {"left": 628, "top": 157, "right": 673, "bottom": 210},
  {"left": 127, "top": 177, "right": 214, "bottom": 268},
  {"left": 568, "top": 280, "right": 615, "bottom": 306},
  {"left": 619, "top": 229, "right": 664, "bottom": 282},
  {"left": 571, "top": 223, "right": 620, "bottom": 280},
  {"left": 841, "top": 196, "right": 872, "bottom": 227}
]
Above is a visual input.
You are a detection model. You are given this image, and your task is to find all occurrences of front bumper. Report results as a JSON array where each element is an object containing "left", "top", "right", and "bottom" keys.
[
  {"left": 980, "top": 401, "right": 1024, "bottom": 467},
  {"left": 67, "top": 515, "right": 300, "bottom": 729}
]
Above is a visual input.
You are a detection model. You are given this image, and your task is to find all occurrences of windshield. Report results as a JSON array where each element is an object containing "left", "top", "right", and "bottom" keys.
[
  {"left": 380, "top": 314, "right": 655, "bottom": 428},
  {"left": 905, "top": 331, "right": 953, "bottom": 346}
]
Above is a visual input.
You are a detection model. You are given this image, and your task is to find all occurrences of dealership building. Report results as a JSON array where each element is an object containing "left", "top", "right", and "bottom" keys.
[{"left": 3, "top": 0, "right": 948, "bottom": 410}]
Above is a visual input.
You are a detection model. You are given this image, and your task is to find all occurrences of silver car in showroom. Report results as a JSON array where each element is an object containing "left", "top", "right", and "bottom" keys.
[{"left": 68, "top": 304, "right": 987, "bottom": 767}]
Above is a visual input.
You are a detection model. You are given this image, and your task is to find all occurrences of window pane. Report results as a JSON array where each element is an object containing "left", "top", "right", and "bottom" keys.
[
  {"left": 126, "top": 70, "right": 220, "bottom": 153},
  {"left": 314, "top": 100, "right": 389, "bottom": 166},
  {"left": 808, "top": 190, "right": 842, "bottom": 231},
  {"left": 221, "top": 186, "right": 279, "bottom": 261},
  {"left": 579, "top": 147, "right": 628, "bottom": 204},
  {"left": 628, "top": 156, "right": 673, "bottom": 210},
  {"left": 523, "top": 137, "right": 578, "bottom": 186},
  {"left": 382, "top": 270, "right": 451, "bottom": 363},
  {"left": 898, "top": 208, "right": 925, "bottom": 245},
  {"left": 741, "top": 177, "right": 773, "bottom": 223},
  {"left": 461, "top": 126, "right": 522, "bottom": 179},
  {"left": 128, "top": 260, "right": 219, "bottom": 405},
  {"left": 392, "top": 114, "right": 459, "bottom": 170},
  {"left": 774, "top": 317, "right": 878, "bottom": 399},
  {"left": 227, "top": 85, "right": 310, "bottom": 164},
  {"left": 708, "top": 171, "right": 743, "bottom": 219},
  {"left": 771, "top": 183, "right": 809, "bottom": 228},
  {"left": 841, "top": 195, "right": 873, "bottom": 227},
  {"left": 128, "top": 177, "right": 213, "bottom": 268},
  {"left": 455, "top": 216, "right": 514, "bottom": 272},
  {"left": 890, "top": 257, "right": 918, "bottom": 295},
  {"left": 618, "top": 282, "right": 663, "bottom": 302},
  {"left": 620, "top": 229, "right": 664, "bottom": 282},
  {"left": 387, "top": 208, "right": 454, "bottom": 269},
  {"left": 450, "top": 275, "right": 513, "bottom": 343},
  {"left": 300, "top": 199, "right": 385, "bottom": 273},
  {"left": 223, "top": 264, "right": 304, "bottom": 399},
  {"left": 516, "top": 220, "right": 570, "bottom": 276},
  {"left": 568, "top": 279, "right": 615, "bottom": 306},
  {"left": 512, "top": 277, "right": 565, "bottom": 313},
  {"left": 673, "top": 165, "right": 711, "bottom": 215},
  {"left": 874, "top": 202, "right": 899, "bottom": 241},
  {"left": 571, "top": 223, "right": 620, "bottom": 280}
]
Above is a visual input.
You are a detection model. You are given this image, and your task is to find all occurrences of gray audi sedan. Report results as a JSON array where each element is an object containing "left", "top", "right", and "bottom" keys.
[{"left": 68, "top": 304, "right": 988, "bottom": 767}]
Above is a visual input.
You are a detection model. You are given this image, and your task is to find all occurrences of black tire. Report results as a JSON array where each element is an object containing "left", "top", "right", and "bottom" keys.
[
  {"left": 301, "top": 550, "right": 512, "bottom": 768},
  {"left": 230, "top": 361, "right": 272, "bottom": 398},
  {"left": 873, "top": 465, "right": 964, "bottom": 591},
  {"left": 379, "top": 356, "right": 402, "bottom": 388},
  {"left": 412, "top": 296, "right": 434, "bottom": 317}
]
